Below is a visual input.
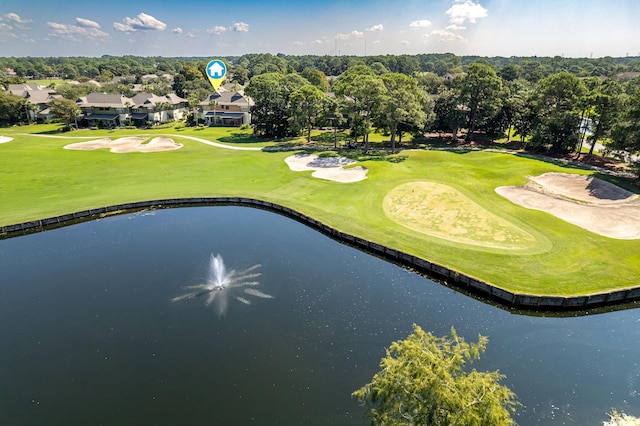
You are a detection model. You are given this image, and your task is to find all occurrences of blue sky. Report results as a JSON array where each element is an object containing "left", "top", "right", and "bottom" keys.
[{"left": 1, "top": 0, "right": 639, "bottom": 58}]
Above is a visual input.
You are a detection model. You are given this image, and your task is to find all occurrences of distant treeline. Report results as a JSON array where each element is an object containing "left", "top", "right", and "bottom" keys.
[{"left": 2, "top": 53, "right": 640, "bottom": 82}]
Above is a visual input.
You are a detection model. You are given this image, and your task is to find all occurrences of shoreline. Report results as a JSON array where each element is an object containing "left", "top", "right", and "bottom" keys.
[{"left": 2, "top": 197, "right": 639, "bottom": 314}]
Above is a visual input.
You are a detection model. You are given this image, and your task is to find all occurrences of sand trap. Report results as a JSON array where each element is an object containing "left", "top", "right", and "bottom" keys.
[
  {"left": 496, "top": 172, "right": 640, "bottom": 239},
  {"left": 0, "top": 136, "right": 14, "bottom": 144},
  {"left": 64, "top": 137, "right": 183, "bottom": 153},
  {"left": 285, "top": 153, "right": 368, "bottom": 183}
]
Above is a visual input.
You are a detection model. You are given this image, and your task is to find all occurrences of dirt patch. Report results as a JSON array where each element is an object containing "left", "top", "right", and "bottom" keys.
[
  {"left": 496, "top": 172, "right": 640, "bottom": 239},
  {"left": 0, "top": 136, "right": 14, "bottom": 144},
  {"left": 285, "top": 153, "right": 368, "bottom": 183},
  {"left": 64, "top": 137, "right": 183, "bottom": 153}
]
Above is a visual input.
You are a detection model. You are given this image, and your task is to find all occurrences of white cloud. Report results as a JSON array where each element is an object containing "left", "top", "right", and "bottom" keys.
[
  {"left": 3, "top": 13, "right": 31, "bottom": 24},
  {"left": 311, "top": 39, "right": 324, "bottom": 45},
  {"left": 446, "top": 24, "right": 467, "bottom": 31},
  {"left": 410, "top": 20, "right": 432, "bottom": 29},
  {"left": 113, "top": 12, "right": 167, "bottom": 32},
  {"left": 75, "top": 17, "right": 100, "bottom": 29},
  {"left": 335, "top": 30, "right": 363, "bottom": 40},
  {"left": 400, "top": 40, "right": 411, "bottom": 46},
  {"left": 172, "top": 27, "right": 182, "bottom": 34},
  {"left": 366, "top": 24, "right": 384, "bottom": 32},
  {"left": 207, "top": 25, "right": 227, "bottom": 35},
  {"left": 430, "top": 29, "right": 466, "bottom": 42},
  {"left": 232, "top": 22, "right": 249, "bottom": 32},
  {"left": 293, "top": 41, "right": 303, "bottom": 46},
  {"left": 47, "top": 21, "right": 109, "bottom": 40},
  {"left": 446, "top": 0, "right": 488, "bottom": 25}
]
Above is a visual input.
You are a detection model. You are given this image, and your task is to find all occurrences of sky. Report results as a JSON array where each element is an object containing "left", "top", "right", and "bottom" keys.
[{"left": 1, "top": 0, "right": 639, "bottom": 58}]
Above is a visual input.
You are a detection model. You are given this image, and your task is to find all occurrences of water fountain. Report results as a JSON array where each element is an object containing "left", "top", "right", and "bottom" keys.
[{"left": 171, "top": 254, "right": 272, "bottom": 316}]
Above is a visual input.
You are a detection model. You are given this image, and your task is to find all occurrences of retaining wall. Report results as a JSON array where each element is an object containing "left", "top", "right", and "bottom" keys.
[{"left": 2, "top": 197, "right": 639, "bottom": 312}]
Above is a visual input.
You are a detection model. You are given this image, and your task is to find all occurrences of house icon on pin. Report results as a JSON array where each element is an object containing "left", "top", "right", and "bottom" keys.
[{"left": 208, "top": 61, "right": 225, "bottom": 79}]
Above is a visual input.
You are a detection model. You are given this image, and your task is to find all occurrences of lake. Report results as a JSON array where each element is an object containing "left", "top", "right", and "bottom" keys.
[{"left": 0, "top": 206, "right": 638, "bottom": 425}]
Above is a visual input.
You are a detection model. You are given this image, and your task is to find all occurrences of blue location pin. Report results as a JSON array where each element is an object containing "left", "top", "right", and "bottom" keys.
[{"left": 206, "top": 59, "right": 227, "bottom": 91}]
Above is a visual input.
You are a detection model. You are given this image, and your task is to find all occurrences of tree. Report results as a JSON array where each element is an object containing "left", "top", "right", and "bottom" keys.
[
  {"left": 301, "top": 67, "right": 330, "bottom": 92},
  {"left": 415, "top": 71, "right": 443, "bottom": 94},
  {"left": 529, "top": 72, "right": 587, "bottom": 152},
  {"left": 290, "top": 85, "right": 326, "bottom": 142},
  {"left": 583, "top": 79, "right": 624, "bottom": 157},
  {"left": 379, "top": 73, "right": 429, "bottom": 153},
  {"left": 245, "top": 72, "right": 309, "bottom": 138},
  {"left": 495, "top": 79, "right": 532, "bottom": 141},
  {"left": 0, "top": 91, "right": 30, "bottom": 125},
  {"left": 48, "top": 97, "right": 81, "bottom": 128},
  {"left": 456, "top": 62, "right": 503, "bottom": 141},
  {"left": 353, "top": 325, "right": 519, "bottom": 425},
  {"left": 610, "top": 82, "right": 640, "bottom": 177},
  {"left": 334, "top": 65, "right": 386, "bottom": 152},
  {"left": 432, "top": 87, "right": 467, "bottom": 140},
  {"left": 231, "top": 65, "right": 249, "bottom": 85}
]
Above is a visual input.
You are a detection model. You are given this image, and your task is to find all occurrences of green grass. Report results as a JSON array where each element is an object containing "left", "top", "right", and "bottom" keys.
[{"left": 1, "top": 124, "right": 639, "bottom": 297}]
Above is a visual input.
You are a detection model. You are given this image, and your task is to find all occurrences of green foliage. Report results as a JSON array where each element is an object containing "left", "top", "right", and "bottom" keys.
[
  {"left": 353, "top": 325, "right": 519, "bottom": 425},
  {"left": 379, "top": 73, "right": 430, "bottom": 152},
  {"left": 456, "top": 62, "right": 503, "bottom": 140},
  {"left": 290, "top": 85, "right": 326, "bottom": 142},
  {"left": 246, "top": 72, "right": 310, "bottom": 138},
  {"left": 48, "top": 98, "right": 81, "bottom": 126},
  {"left": 530, "top": 72, "right": 586, "bottom": 152},
  {"left": 604, "top": 409, "right": 640, "bottom": 425},
  {"left": 0, "top": 90, "right": 29, "bottom": 124}
]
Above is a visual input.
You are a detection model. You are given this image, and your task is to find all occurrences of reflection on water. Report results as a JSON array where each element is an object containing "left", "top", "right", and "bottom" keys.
[
  {"left": 171, "top": 254, "right": 271, "bottom": 317},
  {"left": 0, "top": 206, "right": 638, "bottom": 425}
]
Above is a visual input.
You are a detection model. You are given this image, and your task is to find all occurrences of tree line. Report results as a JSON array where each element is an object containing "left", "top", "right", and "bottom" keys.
[
  {"left": 2, "top": 53, "right": 640, "bottom": 82},
  {"left": 243, "top": 61, "right": 640, "bottom": 170}
]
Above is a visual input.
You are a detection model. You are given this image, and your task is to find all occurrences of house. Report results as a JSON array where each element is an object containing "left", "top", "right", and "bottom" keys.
[
  {"left": 4, "top": 68, "right": 17, "bottom": 78},
  {"left": 7, "top": 83, "right": 61, "bottom": 121},
  {"left": 130, "top": 92, "right": 188, "bottom": 126},
  {"left": 199, "top": 89, "right": 253, "bottom": 126},
  {"left": 76, "top": 93, "right": 133, "bottom": 128}
]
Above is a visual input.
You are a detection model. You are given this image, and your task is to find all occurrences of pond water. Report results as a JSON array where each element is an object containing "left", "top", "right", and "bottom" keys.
[{"left": 0, "top": 206, "right": 639, "bottom": 425}]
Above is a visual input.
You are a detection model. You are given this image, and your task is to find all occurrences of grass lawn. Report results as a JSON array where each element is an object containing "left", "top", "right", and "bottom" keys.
[{"left": 1, "top": 124, "right": 639, "bottom": 297}]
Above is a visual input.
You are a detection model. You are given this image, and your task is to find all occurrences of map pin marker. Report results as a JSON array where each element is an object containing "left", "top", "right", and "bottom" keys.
[{"left": 206, "top": 59, "right": 227, "bottom": 91}]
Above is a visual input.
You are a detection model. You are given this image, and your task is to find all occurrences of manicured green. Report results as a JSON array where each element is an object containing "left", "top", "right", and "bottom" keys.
[{"left": 1, "top": 124, "right": 639, "bottom": 297}]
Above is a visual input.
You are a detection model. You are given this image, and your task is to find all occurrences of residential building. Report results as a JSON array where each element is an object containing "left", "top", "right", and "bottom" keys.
[
  {"left": 7, "top": 83, "right": 61, "bottom": 121},
  {"left": 199, "top": 89, "right": 253, "bottom": 126},
  {"left": 130, "top": 92, "right": 188, "bottom": 126},
  {"left": 76, "top": 93, "right": 133, "bottom": 128}
]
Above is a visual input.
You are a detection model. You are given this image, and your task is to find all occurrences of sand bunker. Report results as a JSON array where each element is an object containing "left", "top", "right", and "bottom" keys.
[
  {"left": 496, "top": 172, "right": 640, "bottom": 239},
  {"left": 0, "top": 136, "right": 14, "bottom": 144},
  {"left": 64, "top": 137, "right": 183, "bottom": 153},
  {"left": 285, "top": 153, "right": 368, "bottom": 183}
]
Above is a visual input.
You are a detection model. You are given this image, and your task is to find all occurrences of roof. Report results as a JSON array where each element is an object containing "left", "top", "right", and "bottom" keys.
[
  {"left": 200, "top": 90, "right": 254, "bottom": 107},
  {"left": 7, "top": 83, "right": 45, "bottom": 93},
  {"left": 131, "top": 92, "right": 188, "bottom": 108},
  {"left": 131, "top": 92, "right": 169, "bottom": 107},
  {"left": 25, "top": 91, "right": 60, "bottom": 104},
  {"left": 77, "top": 93, "right": 133, "bottom": 108}
]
